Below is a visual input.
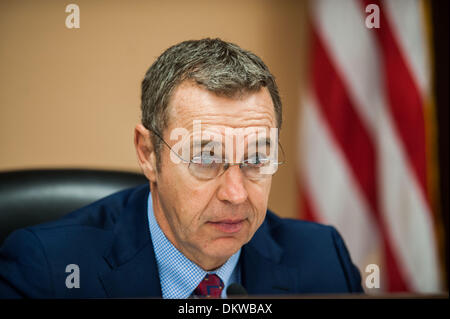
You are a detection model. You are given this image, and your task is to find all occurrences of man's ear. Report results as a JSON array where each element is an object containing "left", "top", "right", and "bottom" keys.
[{"left": 134, "top": 124, "right": 158, "bottom": 182}]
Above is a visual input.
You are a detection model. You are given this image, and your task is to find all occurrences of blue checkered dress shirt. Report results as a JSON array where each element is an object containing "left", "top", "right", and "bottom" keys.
[{"left": 147, "top": 194, "right": 241, "bottom": 299}]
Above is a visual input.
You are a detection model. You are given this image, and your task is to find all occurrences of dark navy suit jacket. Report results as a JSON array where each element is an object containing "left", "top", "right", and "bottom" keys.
[{"left": 0, "top": 184, "right": 363, "bottom": 298}]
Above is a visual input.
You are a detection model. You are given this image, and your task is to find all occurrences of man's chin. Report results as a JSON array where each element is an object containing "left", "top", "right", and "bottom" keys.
[{"left": 204, "top": 237, "right": 244, "bottom": 260}]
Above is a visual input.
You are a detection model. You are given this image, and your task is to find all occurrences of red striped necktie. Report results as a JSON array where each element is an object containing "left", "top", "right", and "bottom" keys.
[{"left": 193, "top": 274, "right": 224, "bottom": 298}]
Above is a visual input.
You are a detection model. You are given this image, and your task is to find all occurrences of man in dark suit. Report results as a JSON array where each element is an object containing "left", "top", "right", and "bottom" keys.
[{"left": 0, "top": 38, "right": 363, "bottom": 298}]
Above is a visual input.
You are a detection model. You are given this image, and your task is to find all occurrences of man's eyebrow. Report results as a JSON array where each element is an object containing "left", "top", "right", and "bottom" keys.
[
  {"left": 199, "top": 140, "right": 222, "bottom": 147},
  {"left": 191, "top": 137, "right": 272, "bottom": 149},
  {"left": 194, "top": 137, "right": 272, "bottom": 147},
  {"left": 191, "top": 139, "right": 223, "bottom": 150},
  {"left": 248, "top": 137, "right": 272, "bottom": 147}
]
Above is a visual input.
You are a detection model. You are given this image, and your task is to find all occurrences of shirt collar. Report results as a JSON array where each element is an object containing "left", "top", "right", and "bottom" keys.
[{"left": 147, "top": 193, "right": 241, "bottom": 299}]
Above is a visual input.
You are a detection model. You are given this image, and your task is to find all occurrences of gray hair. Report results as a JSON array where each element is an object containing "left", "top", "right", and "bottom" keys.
[{"left": 140, "top": 38, "right": 282, "bottom": 162}]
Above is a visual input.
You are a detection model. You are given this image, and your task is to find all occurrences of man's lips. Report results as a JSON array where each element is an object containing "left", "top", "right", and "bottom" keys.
[{"left": 207, "top": 219, "right": 246, "bottom": 234}]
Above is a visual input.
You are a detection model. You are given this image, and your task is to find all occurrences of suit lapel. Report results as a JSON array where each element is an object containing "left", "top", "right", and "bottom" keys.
[
  {"left": 98, "top": 184, "right": 162, "bottom": 298},
  {"left": 98, "top": 186, "right": 297, "bottom": 297},
  {"left": 241, "top": 216, "right": 298, "bottom": 295}
]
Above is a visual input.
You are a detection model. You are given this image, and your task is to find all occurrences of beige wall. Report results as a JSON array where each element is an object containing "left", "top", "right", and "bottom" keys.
[{"left": 0, "top": 0, "right": 309, "bottom": 219}]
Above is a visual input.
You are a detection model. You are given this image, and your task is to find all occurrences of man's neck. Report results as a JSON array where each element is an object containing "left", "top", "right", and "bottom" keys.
[{"left": 150, "top": 189, "right": 228, "bottom": 271}]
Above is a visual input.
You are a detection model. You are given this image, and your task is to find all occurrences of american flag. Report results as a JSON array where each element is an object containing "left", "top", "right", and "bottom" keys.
[{"left": 299, "top": 0, "right": 443, "bottom": 292}]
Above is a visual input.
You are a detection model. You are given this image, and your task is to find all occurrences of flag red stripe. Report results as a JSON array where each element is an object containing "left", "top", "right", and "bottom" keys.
[
  {"left": 362, "top": 0, "right": 429, "bottom": 204},
  {"left": 311, "top": 27, "right": 409, "bottom": 291},
  {"left": 312, "top": 28, "right": 377, "bottom": 211}
]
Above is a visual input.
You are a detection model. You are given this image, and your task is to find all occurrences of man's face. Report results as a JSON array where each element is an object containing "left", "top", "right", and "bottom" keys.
[{"left": 149, "top": 81, "right": 277, "bottom": 270}]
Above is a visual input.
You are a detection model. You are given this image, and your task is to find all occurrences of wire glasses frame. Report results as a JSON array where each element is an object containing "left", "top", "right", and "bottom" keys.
[{"left": 149, "top": 128, "right": 285, "bottom": 181}]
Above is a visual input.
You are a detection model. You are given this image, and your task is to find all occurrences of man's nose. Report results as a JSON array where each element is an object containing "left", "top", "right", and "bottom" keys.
[{"left": 216, "top": 165, "right": 248, "bottom": 205}]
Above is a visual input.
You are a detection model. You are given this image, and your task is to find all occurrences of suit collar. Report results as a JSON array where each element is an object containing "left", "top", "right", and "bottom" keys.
[
  {"left": 98, "top": 185, "right": 297, "bottom": 297},
  {"left": 99, "top": 184, "right": 162, "bottom": 297},
  {"left": 241, "top": 213, "right": 299, "bottom": 295}
]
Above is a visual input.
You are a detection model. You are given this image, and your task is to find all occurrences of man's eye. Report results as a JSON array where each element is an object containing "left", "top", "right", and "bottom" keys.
[
  {"left": 246, "top": 154, "right": 269, "bottom": 166},
  {"left": 192, "top": 154, "right": 221, "bottom": 165}
]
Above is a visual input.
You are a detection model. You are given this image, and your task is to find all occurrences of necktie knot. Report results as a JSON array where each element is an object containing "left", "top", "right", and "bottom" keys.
[{"left": 194, "top": 274, "right": 224, "bottom": 298}]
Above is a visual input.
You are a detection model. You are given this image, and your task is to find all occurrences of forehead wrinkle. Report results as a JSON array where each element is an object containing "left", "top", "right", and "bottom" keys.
[
  {"left": 166, "top": 83, "right": 277, "bottom": 133},
  {"left": 174, "top": 109, "right": 276, "bottom": 131}
]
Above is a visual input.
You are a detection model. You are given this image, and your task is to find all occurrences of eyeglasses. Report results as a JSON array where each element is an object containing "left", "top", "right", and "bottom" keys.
[{"left": 149, "top": 128, "right": 285, "bottom": 181}]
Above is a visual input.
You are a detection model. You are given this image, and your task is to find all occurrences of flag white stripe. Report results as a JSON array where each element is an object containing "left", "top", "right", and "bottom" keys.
[
  {"left": 313, "top": 0, "right": 380, "bottom": 135},
  {"left": 378, "top": 104, "right": 441, "bottom": 291},
  {"left": 300, "top": 93, "right": 381, "bottom": 273},
  {"left": 383, "top": 0, "right": 431, "bottom": 97},
  {"left": 305, "top": 0, "right": 441, "bottom": 292}
]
